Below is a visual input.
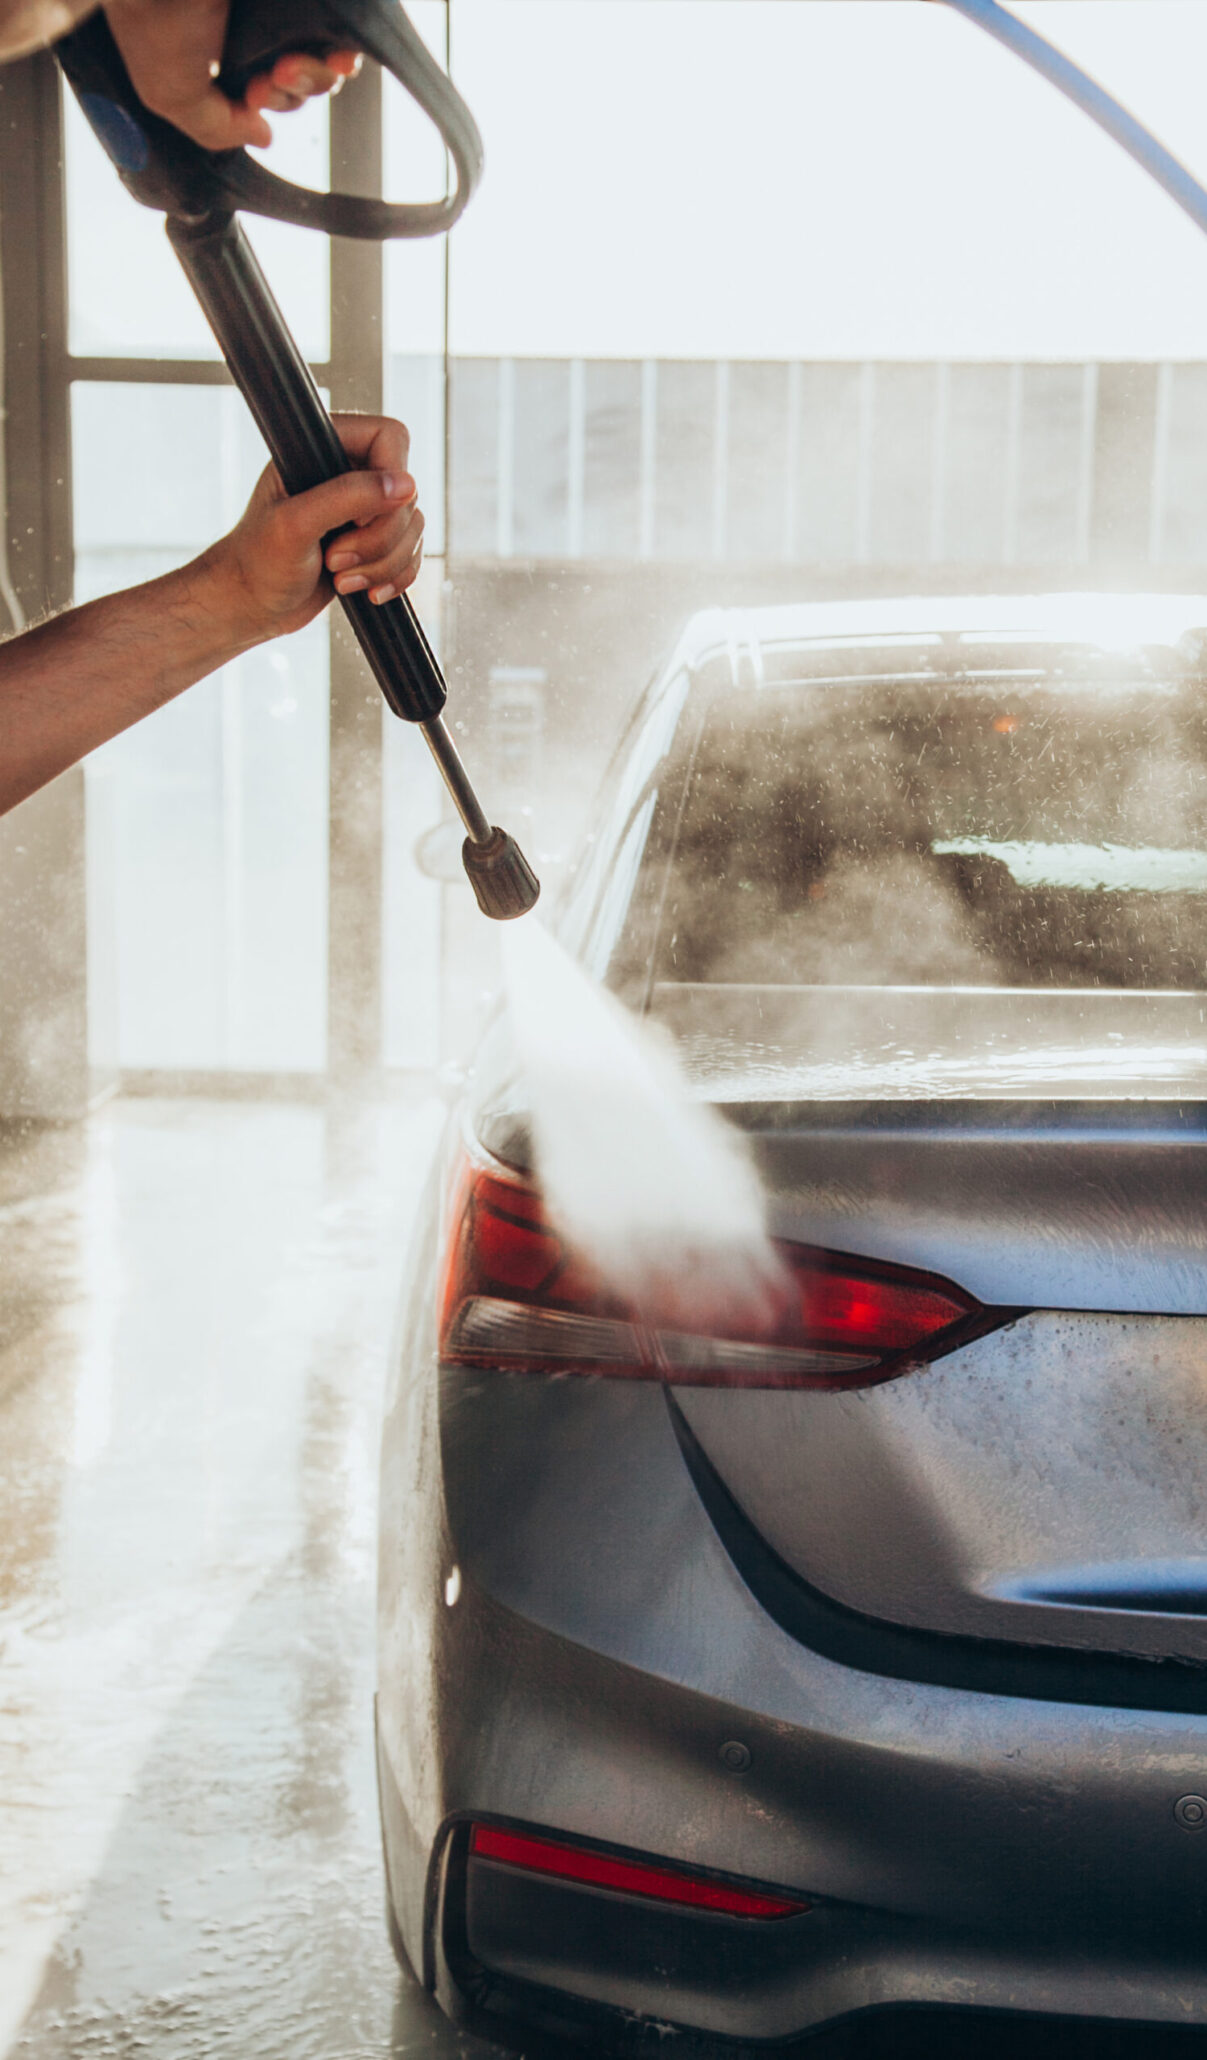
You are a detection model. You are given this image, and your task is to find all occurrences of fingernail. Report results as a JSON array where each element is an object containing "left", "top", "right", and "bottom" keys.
[
  {"left": 327, "top": 550, "right": 358, "bottom": 573},
  {"left": 370, "top": 583, "right": 396, "bottom": 605},
  {"left": 336, "top": 572, "right": 369, "bottom": 595}
]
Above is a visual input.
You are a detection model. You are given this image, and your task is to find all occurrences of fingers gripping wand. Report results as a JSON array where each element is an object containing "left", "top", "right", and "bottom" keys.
[{"left": 56, "top": 0, "right": 539, "bottom": 922}]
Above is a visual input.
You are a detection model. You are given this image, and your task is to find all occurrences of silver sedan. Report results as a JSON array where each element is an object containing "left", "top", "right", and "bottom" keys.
[{"left": 378, "top": 593, "right": 1207, "bottom": 2047}]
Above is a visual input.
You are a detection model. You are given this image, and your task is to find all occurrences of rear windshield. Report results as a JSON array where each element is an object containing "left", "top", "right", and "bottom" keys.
[
  {"left": 659, "top": 674, "right": 1207, "bottom": 991},
  {"left": 644, "top": 666, "right": 1207, "bottom": 1100}
]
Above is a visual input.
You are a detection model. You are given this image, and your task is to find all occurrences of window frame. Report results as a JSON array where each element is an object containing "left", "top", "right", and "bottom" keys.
[{"left": 1, "top": 52, "right": 405, "bottom": 1089}]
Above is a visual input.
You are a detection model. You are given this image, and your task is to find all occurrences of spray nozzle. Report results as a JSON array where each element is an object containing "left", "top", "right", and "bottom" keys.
[
  {"left": 418, "top": 718, "right": 540, "bottom": 919},
  {"left": 462, "top": 827, "right": 541, "bottom": 921}
]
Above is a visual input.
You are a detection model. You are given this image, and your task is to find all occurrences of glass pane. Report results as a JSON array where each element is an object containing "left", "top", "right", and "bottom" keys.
[
  {"left": 65, "top": 84, "right": 330, "bottom": 361},
  {"left": 384, "top": 8, "right": 448, "bottom": 555},
  {"left": 382, "top": 7, "right": 450, "bottom": 1060},
  {"left": 386, "top": 351, "right": 445, "bottom": 559},
  {"left": 74, "top": 385, "right": 329, "bottom": 1072},
  {"left": 382, "top": 712, "right": 443, "bottom": 1070}
]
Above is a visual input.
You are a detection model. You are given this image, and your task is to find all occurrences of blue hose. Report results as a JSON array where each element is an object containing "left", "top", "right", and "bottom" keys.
[{"left": 941, "top": 0, "right": 1207, "bottom": 242}]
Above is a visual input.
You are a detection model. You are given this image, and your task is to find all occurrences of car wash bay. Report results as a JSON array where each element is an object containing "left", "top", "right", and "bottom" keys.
[{"left": 11, "top": 5, "right": 1207, "bottom": 2055}]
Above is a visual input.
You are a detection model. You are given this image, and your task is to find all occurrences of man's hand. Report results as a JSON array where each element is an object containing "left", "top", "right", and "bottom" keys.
[
  {"left": 0, "top": 415, "right": 424, "bottom": 819},
  {"left": 104, "top": 0, "right": 360, "bottom": 151},
  {"left": 200, "top": 414, "right": 426, "bottom": 646}
]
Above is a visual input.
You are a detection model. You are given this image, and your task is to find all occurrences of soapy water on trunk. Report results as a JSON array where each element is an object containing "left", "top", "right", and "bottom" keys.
[{"left": 501, "top": 914, "right": 787, "bottom": 1333}]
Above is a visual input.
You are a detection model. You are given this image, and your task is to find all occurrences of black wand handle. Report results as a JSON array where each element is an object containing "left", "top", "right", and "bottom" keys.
[{"left": 168, "top": 209, "right": 445, "bottom": 725}]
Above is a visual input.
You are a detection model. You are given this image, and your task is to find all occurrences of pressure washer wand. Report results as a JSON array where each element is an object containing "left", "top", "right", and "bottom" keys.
[
  {"left": 169, "top": 208, "right": 539, "bottom": 920},
  {"left": 56, "top": 0, "right": 539, "bottom": 922}
]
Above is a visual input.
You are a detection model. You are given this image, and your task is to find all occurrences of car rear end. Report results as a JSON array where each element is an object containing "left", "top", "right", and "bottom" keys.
[{"left": 377, "top": 596, "right": 1207, "bottom": 2049}]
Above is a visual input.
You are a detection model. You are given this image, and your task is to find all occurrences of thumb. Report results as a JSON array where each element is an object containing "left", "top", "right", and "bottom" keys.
[
  {"left": 196, "top": 92, "right": 274, "bottom": 150},
  {"left": 281, "top": 466, "right": 411, "bottom": 544}
]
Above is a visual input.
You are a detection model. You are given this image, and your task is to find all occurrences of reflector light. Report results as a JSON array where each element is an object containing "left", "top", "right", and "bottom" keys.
[
  {"left": 470, "top": 1823, "right": 809, "bottom": 1919},
  {"left": 655, "top": 1328, "right": 875, "bottom": 1379},
  {"left": 439, "top": 1148, "right": 994, "bottom": 1391},
  {"left": 449, "top": 1297, "right": 642, "bottom": 1366}
]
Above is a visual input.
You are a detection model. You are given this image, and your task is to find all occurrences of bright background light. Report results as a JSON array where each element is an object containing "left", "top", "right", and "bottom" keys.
[
  {"left": 437, "top": 1, "right": 1207, "bottom": 361},
  {"left": 69, "top": 4, "right": 1207, "bottom": 364}
]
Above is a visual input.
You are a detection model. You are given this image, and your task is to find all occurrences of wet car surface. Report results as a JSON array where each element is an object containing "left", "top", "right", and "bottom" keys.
[{"left": 376, "top": 595, "right": 1207, "bottom": 2052}]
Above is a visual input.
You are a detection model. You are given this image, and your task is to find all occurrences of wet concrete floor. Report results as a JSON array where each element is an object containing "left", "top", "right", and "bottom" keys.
[{"left": 0, "top": 1092, "right": 506, "bottom": 2060}]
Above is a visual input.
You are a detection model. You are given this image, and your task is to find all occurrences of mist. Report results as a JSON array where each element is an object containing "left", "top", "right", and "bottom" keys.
[
  {"left": 10, "top": 5, "right": 1207, "bottom": 2056},
  {"left": 501, "top": 913, "right": 784, "bottom": 1329}
]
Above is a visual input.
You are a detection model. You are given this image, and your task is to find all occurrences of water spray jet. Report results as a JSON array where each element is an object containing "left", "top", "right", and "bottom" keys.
[{"left": 501, "top": 914, "right": 786, "bottom": 1330}]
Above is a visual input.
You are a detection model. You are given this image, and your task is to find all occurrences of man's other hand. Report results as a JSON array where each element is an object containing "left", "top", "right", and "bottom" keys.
[
  {"left": 104, "top": 0, "right": 360, "bottom": 151},
  {"left": 200, "top": 414, "right": 426, "bottom": 648}
]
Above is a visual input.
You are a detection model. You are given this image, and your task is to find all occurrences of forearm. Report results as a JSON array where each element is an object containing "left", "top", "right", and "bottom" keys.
[
  {"left": 0, "top": 413, "right": 420, "bottom": 818},
  {"left": 0, "top": 549, "right": 256, "bottom": 816}
]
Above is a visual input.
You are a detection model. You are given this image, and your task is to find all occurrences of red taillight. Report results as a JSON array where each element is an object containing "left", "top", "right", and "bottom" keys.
[
  {"left": 470, "top": 1823, "right": 809, "bottom": 1920},
  {"left": 438, "top": 1147, "right": 993, "bottom": 1390}
]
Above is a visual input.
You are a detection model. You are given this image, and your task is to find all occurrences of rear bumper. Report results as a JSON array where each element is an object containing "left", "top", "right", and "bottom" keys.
[
  {"left": 420, "top": 1809, "right": 1207, "bottom": 2050},
  {"left": 377, "top": 1370, "right": 1207, "bottom": 2043},
  {"left": 380, "top": 1614, "right": 1207, "bottom": 2047}
]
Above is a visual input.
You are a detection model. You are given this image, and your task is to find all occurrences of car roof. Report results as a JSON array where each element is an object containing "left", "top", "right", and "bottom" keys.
[{"left": 672, "top": 592, "right": 1207, "bottom": 679}]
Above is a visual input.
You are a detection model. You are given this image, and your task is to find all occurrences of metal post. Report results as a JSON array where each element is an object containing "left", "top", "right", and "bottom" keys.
[
  {"left": 0, "top": 53, "right": 72, "bottom": 622},
  {"left": 0, "top": 53, "right": 88, "bottom": 1119},
  {"left": 327, "top": 63, "right": 385, "bottom": 1083}
]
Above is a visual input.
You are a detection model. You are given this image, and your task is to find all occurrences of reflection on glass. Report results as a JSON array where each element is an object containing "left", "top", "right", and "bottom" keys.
[
  {"left": 73, "top": 386, "right": 329, "bottom": 1072},
  {"left": 384, "top": 16, "right": 449, "bottom": 556}
]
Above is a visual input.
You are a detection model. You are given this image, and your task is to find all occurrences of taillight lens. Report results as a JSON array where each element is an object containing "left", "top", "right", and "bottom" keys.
[
  {"left": 438, "top": 1148, "right": 995, "bottom": 1390},
  {"left": 470, "top": 1823, "right": 809, "bottom": 1919}
]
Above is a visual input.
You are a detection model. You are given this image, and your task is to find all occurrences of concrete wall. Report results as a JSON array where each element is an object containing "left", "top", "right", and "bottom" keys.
[{"left": 443, "top": 356, "right": 1207, "bottom": 573}]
